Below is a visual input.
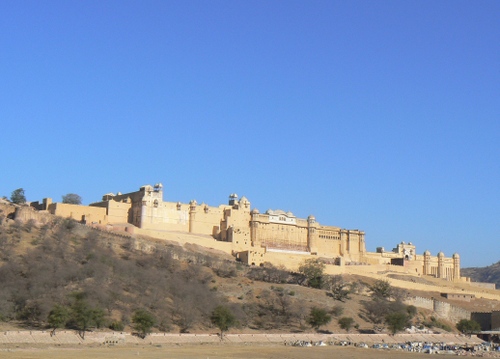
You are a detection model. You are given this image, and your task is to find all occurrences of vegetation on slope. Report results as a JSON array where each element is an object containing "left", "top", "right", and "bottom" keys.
[{"left": 0, "top": 207, "right": 458, "bottom": 336}]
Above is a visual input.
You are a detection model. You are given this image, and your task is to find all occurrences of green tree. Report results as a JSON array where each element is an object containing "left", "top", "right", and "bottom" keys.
[
  {"left": 210, "top": 305, "right": 237, "bottom": 338},
  {"left": 47, "top": 304, "right": 70, "bottom": 336},
  {"left": 308, "top": 307, "right": 331, "bottom": 331},
  {"left": 298, "top": 259, "right": 325, "bottom": 289},
  {"left": 456, "top": 319, "right": 481, "bottom": 335},
  {"left": 370, "top": 280, "right": 393, "bottom": 299},
  {"left": 385, "top": 312, "right": 409, "bottom": 335},
  {"left": 70, "top": 293, "right": 106, "bottom": 339},
  {"left": 10, "top": 188, "right": 26, "bottom": 204},
  {"left": 338, "top": 316, "right": 355, "bottom": 332},
  {"left": 132, "top": 309, "right": 156, "bottom": 338},
  {"left": 62, "top": 193, "right": 82, "bottom": 205},
  {"left": 92, "top": 307, "right": 106, "bottom": 329}
]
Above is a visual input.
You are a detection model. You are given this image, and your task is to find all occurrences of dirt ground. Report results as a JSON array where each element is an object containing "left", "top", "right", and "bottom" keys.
[{"left": 0, "top": 343, "right": 461, "bottom": 359}]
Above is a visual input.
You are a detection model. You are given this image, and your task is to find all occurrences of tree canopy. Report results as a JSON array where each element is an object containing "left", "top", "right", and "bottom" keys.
[
  {"left": 308, "top": 307, "right": 331, "bottom": 331},
  {"left": 370, "top": 279, "right": 393, "bottom": 299},
  {"left": 70, "top": 293, "right": 105, "bottom": 339},
  {"left": 298, "top": 258, "right": 325, "bottom": 289},
  {"left": 325, "top": 275, "right": 351, "bottom": 301},
  {"left": 10, "top": 188, "right": 26, "bottom": 204},
  {"left": 385, "top": 312, "right": 409, "bottom": 335},
  {"left": 132, "top": 309, "right": 156, "bottom": 338},
  {"left": 456, "top": 319, "right": 481, "bottom": 335},
  {"left": 47, "top": 304, "right": 70, "bottom": 336},
  {"left": 62, "top": 193, "right": 82, "bottom": 205},
  {"left": 210, "top": 305, "right": 237, "bottom": 338},
  {"left": 338, "top": 316, "right": 354, "bottom": 332}
]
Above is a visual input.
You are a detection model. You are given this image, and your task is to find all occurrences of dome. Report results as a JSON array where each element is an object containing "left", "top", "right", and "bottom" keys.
[
  {"left": 251, "top": 208, "right": 260, "bottom": 214},
  {"left": 438, "top": 251, "right": 445, "bottom": 257},
  {"left": 424, "top": 250, "right": 431, "bottom": 256},
  {"left": 452, "top": 253, "right": 460, "bottom": 259},
  {"left": 239, "top": 196, "right": 249, "bottom": 203}
]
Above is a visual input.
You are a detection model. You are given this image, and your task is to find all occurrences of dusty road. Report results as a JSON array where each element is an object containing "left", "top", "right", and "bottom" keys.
[{"left": 0, "top": 344, "right": 472, "bottom": 359}]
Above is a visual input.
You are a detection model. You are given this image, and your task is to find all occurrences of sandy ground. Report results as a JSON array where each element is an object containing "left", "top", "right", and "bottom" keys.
[{"left": 0, "top": 343, "right": 452, "bottom": 359}]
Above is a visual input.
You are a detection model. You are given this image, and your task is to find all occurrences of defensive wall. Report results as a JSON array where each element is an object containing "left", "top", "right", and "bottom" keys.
[
  {"left": 470, "top": 282, "right": 497, "bottom": 290},
  {"left": 6, "top": 200, "right": 500, "bottom": 330},
  {"left": 18, "top": 182, "right": 500, "bottom": 292},
  {"left": 406, "top": 296, "right": 471, "bottom": 323},
  {"left": 10, "top": 201, "right": 499, "bottom": 302}
]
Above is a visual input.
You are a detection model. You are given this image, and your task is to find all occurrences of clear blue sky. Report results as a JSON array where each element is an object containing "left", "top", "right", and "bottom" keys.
[{"left": 1, "top": 1, "right": 498, "bottom": 268}]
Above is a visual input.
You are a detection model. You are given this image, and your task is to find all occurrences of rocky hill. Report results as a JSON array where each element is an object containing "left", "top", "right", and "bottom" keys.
[
  {"left": 462, "top": 261, "right": 500, "bottom": 289},
  {"left": 0, "top": 203, "right": 497, "bottom": 337}
]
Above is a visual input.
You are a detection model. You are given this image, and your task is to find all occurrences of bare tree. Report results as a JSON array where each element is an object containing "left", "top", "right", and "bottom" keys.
[{"left": 325, "top": 275, "right": 351, "bottom": 302}]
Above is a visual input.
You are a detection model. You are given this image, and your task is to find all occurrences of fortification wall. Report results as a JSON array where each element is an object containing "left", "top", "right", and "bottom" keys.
[
  {"left": 48, "top": 203, "right": 107, "bottom": 224},
  {"left": 433, "top": 300, "right": 470, "bottom": 322},
  {"left": 314, "top": 237, "right": 342, "bottom": 257},
  {"left": 140, "top": 202, "right": 190, "bottom": 232},
  {"left": 189, "top": 205, "right": 225, "bottom": 236},
  {"left": 255, "top": 222, "right": 309, "bottom": 251},
  {"left": 103, "top": 200, "right": 131, "bottom": 224},
  {"left": 406, "top": 296, "right": 470, "bottom": 322},
  {"left": 14, "top": 206, "right": 53, "bottom": 225},
  {"left": 224, "top": 206, "right": 251, "bottom": 228},
  {"left": 469, "top": 282, "right": 496, "bottom": 290},
  {"left": 408, "top": 296, "right": 435, "bottom": 311}
]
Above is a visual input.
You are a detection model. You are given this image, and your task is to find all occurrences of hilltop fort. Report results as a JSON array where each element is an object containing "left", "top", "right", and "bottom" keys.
[{"left": 22, "top": 183, "right": 472, "bottom": 284}]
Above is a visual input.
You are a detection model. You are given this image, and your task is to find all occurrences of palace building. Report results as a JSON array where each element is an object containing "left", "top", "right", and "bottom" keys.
[{"left": 28, "top": 183, "right": 463, "bottom": 281}]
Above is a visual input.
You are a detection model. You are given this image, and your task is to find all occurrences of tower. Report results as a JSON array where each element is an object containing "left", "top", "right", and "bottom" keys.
[
  {"left": 307, "top": 215, "right": 318, "bottom": 253},
  {"left": 437, "top": 251, "right": 445, "bottom": 279},
  {"left": 189, "top": 199, "right": 197, "bottom": 233},
  {"left": 250, "top": 208, "right": 260, "bottom": 246},
  {"left": 452, "top": 253, "right": 460, "bottom": 280},
  {"left": 423, "top": 250, "right": 431, "bottom": 275}
]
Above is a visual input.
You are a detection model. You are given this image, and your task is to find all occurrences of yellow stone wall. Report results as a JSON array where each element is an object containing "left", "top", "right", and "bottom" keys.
[
  {"left": 33, "top": 183, "right": 464, "bottom": 283},
  {"left": 48, "top": 203, "right": 107, "bottom": 224}
]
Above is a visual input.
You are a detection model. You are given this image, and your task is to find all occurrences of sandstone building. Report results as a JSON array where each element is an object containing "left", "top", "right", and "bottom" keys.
[{"left": 30, "top": 183, "right": 464, "bottom": 281}]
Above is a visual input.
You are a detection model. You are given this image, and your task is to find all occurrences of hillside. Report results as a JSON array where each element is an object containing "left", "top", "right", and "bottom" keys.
[
  {"left": 462, "top": 261, "right": 500, "bottom": 289},
  {"left": 0, "top": 203, "right": 496, "bottom": 337}
]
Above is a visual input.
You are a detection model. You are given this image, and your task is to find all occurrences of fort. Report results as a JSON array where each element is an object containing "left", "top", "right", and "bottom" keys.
[{"left": 26, "top": 183, "right": 468, "bottom": 283}]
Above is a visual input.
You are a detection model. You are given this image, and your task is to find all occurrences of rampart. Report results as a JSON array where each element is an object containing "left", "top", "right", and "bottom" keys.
[
  {"left": 406, "top": 296, "right": 470, "bottom": 322},
  {"left": 16, "top": 182, "right": 496, "bottom": 292},
  {"left": 14, "top": 206, "right": 53, "bottom": 224},
  {"left": 469, "top": 282, "right": 497, "bottom": 290}
]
